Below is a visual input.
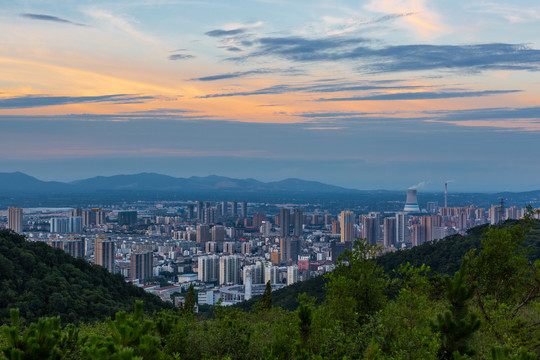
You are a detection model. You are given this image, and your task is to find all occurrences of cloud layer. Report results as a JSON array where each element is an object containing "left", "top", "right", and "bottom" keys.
[
  {"left": 236, "top": 36, "right": 540, "bottom": 73},
  {"left": 0, "top": 94, "right": 156, "bottom": 109}
]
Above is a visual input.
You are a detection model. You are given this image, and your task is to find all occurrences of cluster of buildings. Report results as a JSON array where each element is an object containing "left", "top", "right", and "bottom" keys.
[{"left": 1, "top": 195, "right": 537, "bottom": 307}]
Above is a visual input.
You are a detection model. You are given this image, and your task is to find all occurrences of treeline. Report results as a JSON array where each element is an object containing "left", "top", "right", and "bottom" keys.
[
  {"left": 0, "top": 230, "right": 172, "bottom": 324},
  {"left": 1, "top": 216, "right": 539, "bottom": 359}
]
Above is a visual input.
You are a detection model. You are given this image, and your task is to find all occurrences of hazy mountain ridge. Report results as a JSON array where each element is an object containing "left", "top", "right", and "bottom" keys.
[
  {"left": 0, "top": 171, "right": 360, "bottom": 194},
  {"left": 0, "top": 172, "right": 539, "bottom": 201},
  {"left": 0, "top": 171, "right": 68, "bottom": 192}
]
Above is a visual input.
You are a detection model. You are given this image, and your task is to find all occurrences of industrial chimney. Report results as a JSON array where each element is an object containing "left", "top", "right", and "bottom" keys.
[{"left": 404, "top": 188, "right": 420, "bottom": 212}]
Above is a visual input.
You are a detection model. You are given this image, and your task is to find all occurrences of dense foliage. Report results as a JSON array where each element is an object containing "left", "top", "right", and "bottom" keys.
[
  {"left": 0, "top": 218, "right": 539, "bottom": 359},
  {"left": 0, "top": 230, "right": 172, "bottom": 324}
]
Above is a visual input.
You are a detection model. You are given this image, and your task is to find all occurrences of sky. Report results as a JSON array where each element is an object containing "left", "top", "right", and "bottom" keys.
[{"left": 1, "top": 0, "right": 540, "bottom": 192}]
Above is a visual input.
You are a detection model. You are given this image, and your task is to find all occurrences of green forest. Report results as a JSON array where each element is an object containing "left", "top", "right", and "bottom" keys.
[
  {"left": 1, "top": 215, "right": 539, "bottom": 359},
  {"left": 0, "top": 231, "right": 172, "bottom": 324}
]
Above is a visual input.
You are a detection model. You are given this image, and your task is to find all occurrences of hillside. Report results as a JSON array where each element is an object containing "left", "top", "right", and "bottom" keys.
[
  {"left": 0, "top": 230, "right": 172, "bottom": 324},
  {"left": 237, "top": 219, "right": 540, "bottom": 312},
  {"left": 1, "top": 219, "right": 538, "bottom": 359}
]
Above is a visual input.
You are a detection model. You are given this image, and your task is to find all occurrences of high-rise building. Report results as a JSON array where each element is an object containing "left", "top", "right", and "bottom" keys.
[
  {"left": 506, "top": 206, "right": 518, "bottom": 220},
  {"left": 383, "top": 217, "right": 396, "bottom": 248},
  {"left": 476, "top": 208, "right": 486, "bottom": 224},
  {"left": 280, "top": 237, "right": 300, "bottom": 264},
  {"left": 298, "top": 255, "right": 310, "bottom": 272},
  {"left": 293, "top": 208, "right": 304, "bottom": 237},
  {"left": 362, "top": 215, "right": 379, "bottom": 245},
  {"left": 395, "top": 212, "right": 409, "bottom": 246},
  {"left": 219, "top": 255, "right": 241, "bottom": 285},
  {"left": 260, "top": 221, "right": 272, "bottom": 236},
  {"left": 490, "top": 205, "right": 503, "bottom": 225},
  {"left": 94, "top": 235, "right": 115, "bottom": 272},
  {"left": 324, "top": 214, "right": 333, "bottom": 226},
  {"left": 131, "top": 251, "right": 153, "bottom": 282},
  {"left": 63, "top": 236, "right": 85, "bottom": 258},
  {"left": 221, "top": 201, "right": 228, "bottom": 217},
  {"left": 197, "top": 201, "right": 203, "bottom": 221},
  {"left": 118, "top": 211, "right": 137, "bottom": 226},
  {"left": 205, "top": 241, "right": 217, "bottom": 253},
  {"left": 264, "top": 265, "right": 279, "bottom": 285},
  {"left": 331, "top": 240, "right": 353, "bottom": 262},
  {"left": 50, "top": 217, "right": 82, "bottom": 233},
  {"left": 232, "top": 201, "right": 238, "bottom": 217},
  {"left": 69, "top": 216, "right": 82, "bottom": 233},
  {"left": 48, "top": 236, "right": 85, "bottom": 258},
  {"left": 427, "top": 202, "right": 438, "bottom": 213},
  {"left": 331, "top": 220, "right": 341, "bottom": 235},
  {"left": 7, "top": 207, "right": 23, "bottom": 233},
  {"left": 421, "top": 215, "right": 433, "bottom": 243},
  {"left": 83, "top": 208, "right": 105, "bottom": 227},
  {"left": 216, "top": 203, "right": 223, "bottom": 218},
  {"left": 411, "top": 224, "right": 424, "bottom": 247},
  {"left": 186, "top": 204, "right": 195, "bottom": 219},
  {"left": 280, "top": 208, "right": 291, "bottom": 237},
  {"left": 241, "top": 241, "right": 251, "bottom": 254},
  {"left": 287, "top": 265, "right": 298, "bottom": 285},
  {"left": 71, "top": 207, "right": 83, "bottom": 217},
  {"left": 198, "top": 255, "right": 219, "bottom": 282},
  {"left": 50, "top": 217, "right": 68, "bottom": 233},
  {"left": 241, "top": 202, "right": 247, "bottom": 218},
  {"left": 243, "top": 262, "right": 264, "bottom": 285},
  {"left": 340, "top": 210, "right": 355, "bottom": 242},
  {"left": 64, "top": 236, "right": 85, "bottom": 258},
  {"left": 211, "top": 225, "right": 225, "bottom": 242},
  {"left": 223, "top": 241, "right": 235, "bottom": 254},
  {"left": 197, "top": 224, "right": 210, "bottom": 245},
  {"left": 458, "top": 211, "right": 468, "bottom": 230},
  {"left": 270, "top": 251, "right": 280, "bottom": 265},
  {"left": 253, "top": 213, "right": 266, "bottom": 227}
]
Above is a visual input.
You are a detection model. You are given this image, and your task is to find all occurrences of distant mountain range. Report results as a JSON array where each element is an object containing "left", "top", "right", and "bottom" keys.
[{"left": 0, "top": 171, "right": 359, "bottom": 194}]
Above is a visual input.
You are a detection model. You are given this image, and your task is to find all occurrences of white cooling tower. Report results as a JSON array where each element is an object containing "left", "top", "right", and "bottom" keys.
[{"left": 404, "top": 188, "right": 420, "bottom": 212}]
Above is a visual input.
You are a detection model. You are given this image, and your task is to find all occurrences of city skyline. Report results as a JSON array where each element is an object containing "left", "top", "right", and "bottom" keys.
[{"left": 1, "top": 1, "right": 540, "bottom": 191}]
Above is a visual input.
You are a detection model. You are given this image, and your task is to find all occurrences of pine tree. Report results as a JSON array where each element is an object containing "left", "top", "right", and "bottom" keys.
[
  {"left": 1, "top": 308, "right": 63, "bottom": 359},
  {"left": 182, "top": 284, "right": 196, "bottom": 314},
  {"left": 432, "top": 258, "right": 480, "bottom": 359},
  {"left": 258, "top": 281, "right": 273, "bottom": 311}
]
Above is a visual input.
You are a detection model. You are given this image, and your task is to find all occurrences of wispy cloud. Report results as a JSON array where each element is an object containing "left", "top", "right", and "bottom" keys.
[
  {"left": 316, "top": 90, "right": 521, "bottom": 101},
  {"left": 465, "top": 3, "right": 540, "bottom": 23},
  {"left": 322, "top": 12, "right": 416, "bottom": 35},
  {"left": 198, "top": 81, "right": 423, "bottom": 98},
  {"left": 296, "top": 111, "right": 374, "bottom": 118},
  {"left": 20, "top": 13, "right": 87, "bottom": 26},
  {"left": 0, "top": 94, "right": 157, "bottom": 109},
  {"left": 236, "top": 36, "right": 540, "bottom": 73},
  {"left": 424, "top": 106, "right": 540, "bottom": 122},
  {"left": 191, "top": 68, "right": 301, "bottom": 81},
  {"left": 83, "top": 8, "right": 158, "bottom": 44},
  {"left": 205, "top": 28, "right": 246, "bottom": 37},
  {"left": 242, "top": 36, "right": 369, "bottom": 62},
  {"left": 366, "top": 12, "right": 416, "bottom": 25},
  {"left": 364, "top": 0, "right": 447, "bottom": 38},
  {"left": 169, "top": 53, "right": 195, "bottom": 60}
]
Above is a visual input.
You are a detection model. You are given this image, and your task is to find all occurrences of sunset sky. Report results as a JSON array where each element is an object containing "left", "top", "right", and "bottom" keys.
[{"left": 1, "top": 0, "right": 540, "bottom": 191}]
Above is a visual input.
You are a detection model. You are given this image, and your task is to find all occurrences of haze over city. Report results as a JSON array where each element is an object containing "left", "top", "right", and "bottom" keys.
[{"left": 1, "top": 1, "right": 540, "bottom": 191}]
